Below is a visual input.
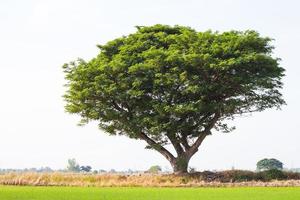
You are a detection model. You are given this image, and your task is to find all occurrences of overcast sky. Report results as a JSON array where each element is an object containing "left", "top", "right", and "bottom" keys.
[{"left": 0, "top": 0, "right": 299, "bottom": 171}]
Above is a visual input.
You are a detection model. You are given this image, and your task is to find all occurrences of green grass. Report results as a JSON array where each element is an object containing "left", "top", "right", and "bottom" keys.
[{"left": 0, "top": 186, "right": 300, "bottom": 200}]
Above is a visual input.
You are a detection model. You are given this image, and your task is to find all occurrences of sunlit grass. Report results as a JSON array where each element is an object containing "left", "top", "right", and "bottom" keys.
[{"left": 0, "top": 186, "right": 300, "bottom": 200}]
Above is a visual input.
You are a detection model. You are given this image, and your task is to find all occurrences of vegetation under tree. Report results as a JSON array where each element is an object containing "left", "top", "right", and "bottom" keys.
[{"left": 63, "top": 25, "right": 285, "bottom": 174}]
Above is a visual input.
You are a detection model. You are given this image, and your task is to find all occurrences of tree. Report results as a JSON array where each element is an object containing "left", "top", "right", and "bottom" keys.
[
  {"left": 67, "top": 158, "right": 80, "bottom": 172},
  {"left": 147, "top": 165, "right": 162, "bottom": 173},
  {"left": 63, "top": 24, "right": 285, "bottom": 174},
  {"left": 257, "top": 158, "right": 283, "bottom": 171},
  {"left": 80, "top": 165, "right": 92, "bottom": 172}
]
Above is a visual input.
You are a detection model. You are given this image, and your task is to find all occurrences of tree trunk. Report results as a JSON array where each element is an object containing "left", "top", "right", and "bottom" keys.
[
  {"left": 138, "top": 131, "right": 210, "bottom": 174},
  {"left": 170, "top": 156, "right": 190, "bottom": 174}
]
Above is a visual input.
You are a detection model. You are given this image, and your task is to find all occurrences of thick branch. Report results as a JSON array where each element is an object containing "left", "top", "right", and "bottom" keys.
[
  {"left": 138, "top": 132, "right": 175, "bottom": 162},
  {"left": 186, "top": 133, "right": 207, "bottom": 158},
  {"left": 166, "top": 133, "right": 184, "bottom": 156},
  {"left": 179, "top": 134, "right": 190, "bottom": 151},
  {"left": 109, "top": 101, "right": 176, "bottom": 161},
  {"left": 187, "top": 112, "right": 220, "bottom": 158}
]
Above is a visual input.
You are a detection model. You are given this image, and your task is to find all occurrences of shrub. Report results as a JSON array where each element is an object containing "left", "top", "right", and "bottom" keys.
[
  {"left": 261, "top": 169, "right": 287, "bottom": 181},
  {"left": 220, "top": 170, "right": 256, "bottom": 182},
  {"left": 147, "top": 165, "right": 162, "bottom": 174},
  {"left": 284, "top": 171, "right": 300, "bottom": 180}
]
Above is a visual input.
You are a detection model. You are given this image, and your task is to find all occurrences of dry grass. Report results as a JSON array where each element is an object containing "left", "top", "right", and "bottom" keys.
[{"left": 1, "top": 172, "right": 300, "bottom": 187}]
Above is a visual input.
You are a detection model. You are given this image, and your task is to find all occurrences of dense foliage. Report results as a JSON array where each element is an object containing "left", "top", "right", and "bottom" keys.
[
  {"left": 63, "top": 25, "right": 285, "bottom": 173},
  {"left": 257, "top": 158, "right": 283, "bottom": 171}
]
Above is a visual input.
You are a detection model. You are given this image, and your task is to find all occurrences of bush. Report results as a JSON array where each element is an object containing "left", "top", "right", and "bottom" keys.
[
  {"left": 196, "top": 169, "right": 300, "bottom": 182},
  {"left": 220, "top": 170, "right": 256, "bottom": 182},
  {"left": 147, "top": 165, "right": 162, "bottom": 174},
  {"left": 260, "top": 169, "right": 287, "bottom": 181},
  {"left": 197, "top": 171, "right": 221, "bottom": 182},
  {"left": 231, "top": 170, "right": 256, "bottom": 182},
  {"left": 284, "top": 171, "right": 300, "bottom": 180}
]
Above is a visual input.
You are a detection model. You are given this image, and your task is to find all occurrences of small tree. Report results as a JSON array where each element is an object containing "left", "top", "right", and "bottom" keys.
[
  {"left": 148, "top": 165, "right": 162, "bottom": 173},
  {"left": 257, "top": 158, "right": 283, "bottom": 171},
  {"left": 63, "top": 25, "right": 285, "bottom": 174},
  {"left": 67, "top": 158, "right": 80, "bottom": 172},
  {"left": 99, "top": 169, "right": 107, "bottom": 173}
]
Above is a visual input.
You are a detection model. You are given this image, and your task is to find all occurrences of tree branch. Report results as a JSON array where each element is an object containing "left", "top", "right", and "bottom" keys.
[
  {"left": 187, "top": 112, "right": 220, "bottom": 158},
  {"left": 166, "top": 133, "right": 184, "bottom": 157},
  {"left": 179, "top": 134, "right": 190, "bottom": 151},
  {"left": 109, "top": 100, "right": 176, "bottom": 162},
  {"left": 138, "top": 132, "right": 175, "bottom": 162}
]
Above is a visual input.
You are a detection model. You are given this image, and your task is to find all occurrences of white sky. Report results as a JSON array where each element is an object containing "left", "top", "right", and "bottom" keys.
[{"left": 0, "top": 0, "right": 299, "bottom": 171}]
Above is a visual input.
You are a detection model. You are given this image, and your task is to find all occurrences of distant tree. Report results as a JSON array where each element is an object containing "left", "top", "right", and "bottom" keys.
[
  {"left": 28, "top": 168, "right": 37, "bottom": 172},
  {"left": 67, "top": 158, "right": 80, "bottom": 172},
  {"left": 109, "top": 169, "right": 116, "bottom": 173},
  {"left": 38, "top": 167, "right": 53, "bottom": 172},
  {"left": 80, "top": 165, "right": 92, "bottom": 172},
  {"left": 257, "top": 158, "right": 283, "bottom": 171},
  {"left": 63, "top": 24, "right": 285, "bottom": 174},
  {"left": 148, "top": 165, "right": 162, "bottom": 173},
  {"left": 127, "top": 169, "right": 134, "bottom": 174}
]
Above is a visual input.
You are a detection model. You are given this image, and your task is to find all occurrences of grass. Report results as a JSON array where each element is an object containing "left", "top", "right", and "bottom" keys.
[
  {"left": 1, "top": 172, "right": 300, "bottom": 187},
  {"left": 0, "top": 186, "right": 300, "bottom": 200}
]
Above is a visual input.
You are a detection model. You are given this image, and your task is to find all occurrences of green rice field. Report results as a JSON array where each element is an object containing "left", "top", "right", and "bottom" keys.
[{"left": 0, "top": 186, "right": 300, "bottom": 200}]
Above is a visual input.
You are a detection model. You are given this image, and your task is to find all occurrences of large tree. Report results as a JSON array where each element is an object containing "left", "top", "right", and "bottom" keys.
[{"left": 63, "top": 25, "right": 285, "bottom": 174}]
